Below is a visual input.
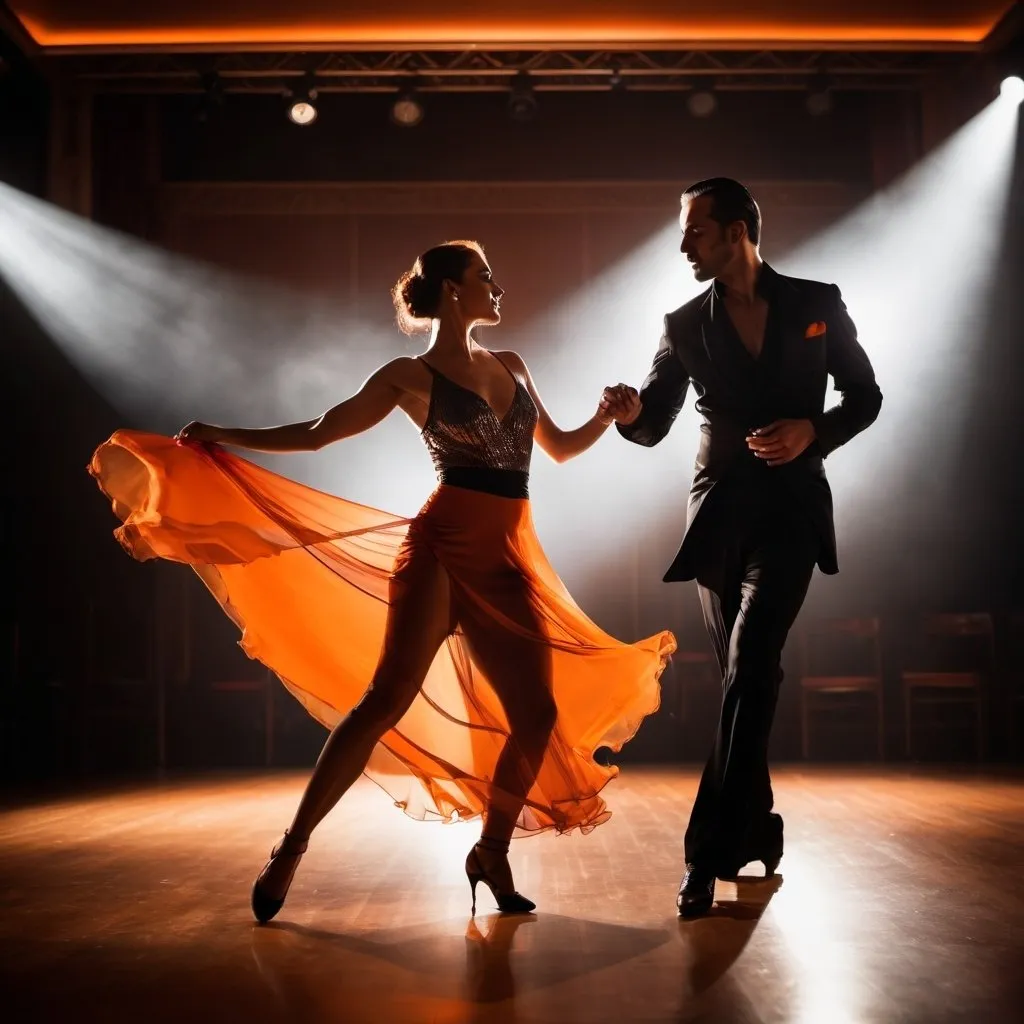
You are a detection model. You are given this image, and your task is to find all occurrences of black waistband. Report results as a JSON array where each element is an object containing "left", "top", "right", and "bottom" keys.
[{"left": 439, "top": 466, "right": 530, "bottom": 499}]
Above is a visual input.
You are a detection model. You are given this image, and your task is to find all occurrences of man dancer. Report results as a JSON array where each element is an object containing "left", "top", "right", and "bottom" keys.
[{"left": 605, "top": 178, "right": 882, "bottom": 917}]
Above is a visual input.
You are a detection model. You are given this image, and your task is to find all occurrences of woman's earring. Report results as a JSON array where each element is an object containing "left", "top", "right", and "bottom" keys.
[{"left": 452, "top": 293, "right": 460, "bottom": 302}]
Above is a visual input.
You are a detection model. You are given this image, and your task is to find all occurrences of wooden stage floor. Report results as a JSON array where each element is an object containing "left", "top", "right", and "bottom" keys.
[{"left": 2, "top": 767, "right": 1022, "bottom": 1023}]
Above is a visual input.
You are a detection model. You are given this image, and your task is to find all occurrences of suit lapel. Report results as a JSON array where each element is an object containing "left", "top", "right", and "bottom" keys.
[
  {"left": 692, "top": 267, "right": 813, "bottom": 393},
  {"left": 701, "top": 285, "right": 746, "bottom": 378},
  {"left": 701, "top": 281, "right": 762, "bottom": 400},
  {"left": 772, "top": 275, "right": 814, "bottom": 376}
]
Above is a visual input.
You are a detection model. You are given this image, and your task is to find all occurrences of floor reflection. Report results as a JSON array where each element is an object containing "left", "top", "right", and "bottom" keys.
[
  {"left": 250, "top": 911, "right": 674, "bottom": 1020},
  {"left": 682, "top": 875, "right": 784, "bottom": 996},
  {"left": 463, "top": 915, "right": 535, "bottom": 1005},
  {"left": 245, "top": 878, "right": 784, "bottom": 1023}
]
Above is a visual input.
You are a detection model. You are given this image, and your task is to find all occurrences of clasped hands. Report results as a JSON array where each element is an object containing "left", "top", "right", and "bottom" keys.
[
  {"left": 598, "top": 384, "right": 643, "bottom": 426},
  {"left": 598, "top": 384, "right": 815, "bottom": 466}
]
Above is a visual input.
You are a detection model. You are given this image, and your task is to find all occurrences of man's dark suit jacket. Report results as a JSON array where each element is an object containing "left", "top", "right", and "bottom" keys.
[{"left": 618, "top": 262, "right": 882, "bottom": 582}]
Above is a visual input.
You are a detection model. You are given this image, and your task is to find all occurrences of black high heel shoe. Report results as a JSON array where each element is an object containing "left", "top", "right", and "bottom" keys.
[
  {"left": 251, "top": 829, "right": 308, "bottom": 924},
  {"left": 465, "top": 837, "right": 536, "bottom": 915}
]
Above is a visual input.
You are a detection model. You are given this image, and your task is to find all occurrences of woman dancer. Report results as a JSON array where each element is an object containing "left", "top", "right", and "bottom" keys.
[{"left": 90, "top": 241, "right": 675, "bottom": 921}]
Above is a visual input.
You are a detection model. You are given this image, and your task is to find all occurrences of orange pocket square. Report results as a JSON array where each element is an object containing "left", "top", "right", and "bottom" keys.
[{"left": 804, "top": 321, "right": 827, "bottom": 338}]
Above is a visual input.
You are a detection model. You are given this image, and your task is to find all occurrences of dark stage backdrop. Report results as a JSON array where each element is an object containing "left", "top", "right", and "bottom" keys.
[
  {"left": 144, "top": 176, "right": 867, "bottom": 758},
  {"left": 4, "top": 83, "right": 1022, "bottom": 780}
]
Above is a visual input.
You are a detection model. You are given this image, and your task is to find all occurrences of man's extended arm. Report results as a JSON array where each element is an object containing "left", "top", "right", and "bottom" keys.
[{"left": 616, "top": 316, "right": 691, "bottom": 447}]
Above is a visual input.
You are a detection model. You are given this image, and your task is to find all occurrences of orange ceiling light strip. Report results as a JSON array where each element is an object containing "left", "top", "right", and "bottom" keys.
[{"left": 11, "top": 14, "right": 1014, "bottom": 49}]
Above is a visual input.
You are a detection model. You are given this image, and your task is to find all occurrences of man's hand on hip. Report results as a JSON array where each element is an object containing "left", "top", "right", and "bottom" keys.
[{"left": 746, "top": 419, "right": 816, "bottom": 466}]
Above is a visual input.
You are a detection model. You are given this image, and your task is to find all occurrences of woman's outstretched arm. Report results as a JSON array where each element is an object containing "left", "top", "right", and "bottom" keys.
[
  {"left": 177, "top": 360, "right": 407, "bottom": 453},
  {"left": 497, "top": 351, "right": 640, "bottom": 463}
]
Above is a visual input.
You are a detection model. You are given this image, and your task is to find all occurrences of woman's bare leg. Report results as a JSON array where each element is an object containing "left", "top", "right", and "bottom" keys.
[
  {"left": 460, "top": 606, "right": 557, "bottom": 893},
  {"left": 258, "top": 550, "right": 452, "bottom": 899}
]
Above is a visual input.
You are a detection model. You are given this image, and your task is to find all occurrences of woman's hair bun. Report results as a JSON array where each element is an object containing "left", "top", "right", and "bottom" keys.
[
  {"left": 400, "top": 272, "right": 432, "bottom": 319},
  {"left": 390, "top": 240, "right": 485, "bottom": 336}
]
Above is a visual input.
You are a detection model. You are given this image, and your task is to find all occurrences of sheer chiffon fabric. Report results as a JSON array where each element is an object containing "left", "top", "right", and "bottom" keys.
[{"left": 89, "top": 431, "right": 675, "bottom": 835}]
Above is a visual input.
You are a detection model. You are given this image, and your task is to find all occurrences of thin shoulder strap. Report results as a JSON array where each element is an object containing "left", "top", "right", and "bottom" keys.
[
  {"left": 491, "top": 351, "right": 518, "bottom": 383},
  {"left": 417, "top": 355, "right": 439, "bottom": 375}
]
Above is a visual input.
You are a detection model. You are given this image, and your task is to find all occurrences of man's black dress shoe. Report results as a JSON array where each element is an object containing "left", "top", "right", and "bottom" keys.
[{"left": 677, "top": 864, "right": 716, "bottom": 918}]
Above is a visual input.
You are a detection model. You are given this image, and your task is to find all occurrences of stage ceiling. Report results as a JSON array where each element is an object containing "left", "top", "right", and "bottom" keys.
[{"left": 4, "top": 1, "right": 1018, "bottom": 51}]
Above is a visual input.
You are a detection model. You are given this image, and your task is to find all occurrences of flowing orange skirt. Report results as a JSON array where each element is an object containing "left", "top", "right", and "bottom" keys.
[{"left": 89, "top": 431, "right": 676, "bottom": 836}]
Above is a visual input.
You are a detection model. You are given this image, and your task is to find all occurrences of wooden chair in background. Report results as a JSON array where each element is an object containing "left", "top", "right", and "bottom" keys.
[
  {"left": 1002, "top": 609, "right": 1024, "bottom": 760},
  {"left": 798, "top": 616, "right": 884, "bottom": 760},
  {"left": 901, "top": 612, "right": 994, "bottom": 761}
]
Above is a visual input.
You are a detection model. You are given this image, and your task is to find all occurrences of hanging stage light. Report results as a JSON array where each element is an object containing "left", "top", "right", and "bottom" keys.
[
  {"left": 196, "top": 71, "right": 224, "bottom": 124},
  {"left": 805, "top": 71, "right": 833, "bottom": 116},
  {"left": 507, "top": 70, "right": 538, "bottom": 122},
  {"left": 391, "top": 79, "right": 425, "bottom": 127},
  {"left": 1001, "top": 75, "right": 1024, "bottom": 104},
  {"left": 286, "top": 72, "right": 319, "bottom": 126},
  {"left": 806, "top": 87, "right": 833, "bottom": 116},
  {"left": 687, "top": 89, "right": 717, "bottom": 118}
]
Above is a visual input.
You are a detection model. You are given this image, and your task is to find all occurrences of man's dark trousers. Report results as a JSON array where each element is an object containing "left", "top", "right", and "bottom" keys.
[{"left": 683, "top": 468, "right": 819, "bottom": 872}]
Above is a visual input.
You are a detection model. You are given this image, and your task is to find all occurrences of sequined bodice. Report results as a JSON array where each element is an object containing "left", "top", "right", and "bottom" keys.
[{"left": 419, "top": 358, "right": 537, "bottom": 475}]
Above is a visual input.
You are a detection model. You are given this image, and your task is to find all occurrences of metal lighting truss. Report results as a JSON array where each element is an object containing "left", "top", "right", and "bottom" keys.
[{"left": 57, "top": 48, "right": 981, "bottom": 95}]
